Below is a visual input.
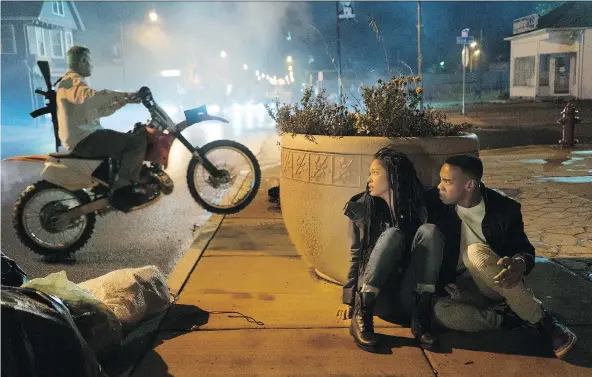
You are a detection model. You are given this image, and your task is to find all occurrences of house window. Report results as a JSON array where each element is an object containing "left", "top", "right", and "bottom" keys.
[
  {"left": 35, "top": 27, "right": 46, "bottom": 57},
  {"left": 539, "top": 54, "right": 550, "bottom": 87},
  {"left": 50, "top": 30, "right": 64, "bottom": 58},
  {"left": 64, "top": 30, "right": 73, "bottom": 52},
  {"left": 1, "top": 24, "right": 17, "bottom": 54},
  {"left": 513, "top": 56, "right": 535, "bottom": 87},
  {"left": 52, "top": 1, "right": 65, "bottom": 16}
]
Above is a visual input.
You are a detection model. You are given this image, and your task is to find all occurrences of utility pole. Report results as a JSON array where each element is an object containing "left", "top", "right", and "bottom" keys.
[
  {"left": 336, "top": 1, "right": 343, "bottom": 104},
  {"left": 120, "top": 22, "right": 126, "bottom": 90},
  {"left": 462, "top": 45, "right": 466, "bottom": 115},
  {"left": 417, "top": 0, "right": 423, "bottom": 109}
]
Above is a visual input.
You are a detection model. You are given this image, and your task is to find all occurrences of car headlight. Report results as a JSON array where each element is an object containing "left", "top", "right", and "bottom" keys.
[
  {"left": 161, "top": 104, "right": 178, "bottom": 116},
  {"left": 208, "top": 105, "right": 221, "bottom": 114}
]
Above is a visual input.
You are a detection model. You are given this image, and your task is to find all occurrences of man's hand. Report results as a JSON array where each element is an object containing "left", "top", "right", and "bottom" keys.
[
  {"left": 336, "top": 304, "right": 353, "bottom": 320},
  {"left": 445, "top": 283, "right": 458, "bottom": 298},
  {"left": 493, "top": 256, "right": 526, "bottom": 289},
  {"left": 125, "top": 92, "right": 142, "bottom": 104}
]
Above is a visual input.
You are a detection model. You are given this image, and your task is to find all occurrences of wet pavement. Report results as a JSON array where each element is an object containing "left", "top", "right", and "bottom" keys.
[
  {"left": 0, "top": 113, "right": 277, "bottom": 283},
  {"left": 480, "top": 144, "right": 592, "bottom": 281},
  {"left": 445, "top": 101, "right": 592, "bottom": 150}
]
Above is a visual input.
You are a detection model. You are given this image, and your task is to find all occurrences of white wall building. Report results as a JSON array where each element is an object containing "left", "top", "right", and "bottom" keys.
[{"left": 504, "top": 3, "right": 592, "bottom": 100}]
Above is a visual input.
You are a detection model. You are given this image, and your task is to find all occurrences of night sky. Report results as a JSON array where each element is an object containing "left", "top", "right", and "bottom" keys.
[{"left": 71, "top": 1, "right": 551, "bottom": 76}]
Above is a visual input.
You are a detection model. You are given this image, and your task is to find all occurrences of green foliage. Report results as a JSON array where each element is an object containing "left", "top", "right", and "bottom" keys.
[{"left": 267, "top": 76, "right": 469, "bottom": 142}]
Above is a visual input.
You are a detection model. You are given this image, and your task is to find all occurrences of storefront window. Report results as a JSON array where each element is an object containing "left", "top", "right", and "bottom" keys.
[{"left": 514, "top": 56, "right": 535, "bottom": 87}]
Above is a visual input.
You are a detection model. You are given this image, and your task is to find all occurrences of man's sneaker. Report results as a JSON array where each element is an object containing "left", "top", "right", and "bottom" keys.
[
  {"left": 537, "top": 310, "right": 577, "bottom": 358},
  {"left": 110, "top": 183, "right": 157, "bottom": 212}
]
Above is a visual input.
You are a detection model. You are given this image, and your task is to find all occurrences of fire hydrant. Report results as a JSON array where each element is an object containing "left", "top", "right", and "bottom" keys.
[{"left": 558, "top": 102, "right": 581, "bottom": 148}]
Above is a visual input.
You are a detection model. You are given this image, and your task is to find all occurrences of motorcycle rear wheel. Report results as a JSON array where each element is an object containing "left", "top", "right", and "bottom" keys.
[
  {"left": 13, "top": 181, "right": 96, "bottom": 259},
  {"left": 186, "top": 140, "right": 261, "bottom": 214}
]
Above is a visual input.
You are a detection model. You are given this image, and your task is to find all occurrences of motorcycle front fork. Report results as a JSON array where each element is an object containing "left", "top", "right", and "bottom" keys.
[{"left": 172, "top": 131, "right": 223, "bottom": 178}]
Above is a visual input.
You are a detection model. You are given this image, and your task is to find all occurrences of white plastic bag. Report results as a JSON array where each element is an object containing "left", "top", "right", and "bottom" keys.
[
  {"left": 22, "top": 271, "right": 100, "bottom": 304},
  {"left": 21, "top": 271, "right": 123, "bottom": 359},
  {"left": 79, "top": 266, "right": 170, "bottom": 325}
]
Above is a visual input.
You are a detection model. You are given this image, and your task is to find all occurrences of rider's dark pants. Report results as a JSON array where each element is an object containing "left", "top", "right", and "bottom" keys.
[{"left": 73, "top": 129, "right": 147, "bottom": 189}]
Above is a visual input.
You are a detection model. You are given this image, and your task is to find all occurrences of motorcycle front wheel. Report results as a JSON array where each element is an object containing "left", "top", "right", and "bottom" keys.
[
  {"left": 186, "top": 140, "right": 261, "bottom": 214},
  {"left": 13, "top": 181, "right": 96, "bottom": 259}
]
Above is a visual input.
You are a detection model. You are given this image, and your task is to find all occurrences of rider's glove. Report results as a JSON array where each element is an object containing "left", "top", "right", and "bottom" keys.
[{"left": 149, "top": 104, "right": 176, "bottom": 132}]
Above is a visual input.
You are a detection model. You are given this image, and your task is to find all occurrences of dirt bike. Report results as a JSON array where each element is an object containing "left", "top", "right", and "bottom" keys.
[{"left": 8, "top": 61, "right": 261, "bottom": 259}]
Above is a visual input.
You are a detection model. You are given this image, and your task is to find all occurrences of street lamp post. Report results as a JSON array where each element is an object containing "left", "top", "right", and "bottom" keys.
[
  {"left": 335, "top": 2, "right": 343, "bottom": 104},
  {"left": 417, "top": 0, "right": 423, "bottom": 109},
  {"left": 120, "top": 23, "right": 126, "bottom": 90}
]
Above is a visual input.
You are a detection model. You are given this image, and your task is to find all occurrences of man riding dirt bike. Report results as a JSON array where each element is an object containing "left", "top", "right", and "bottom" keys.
[
  {"left": 58, "top": 46, "right": 151, "bottom": 208},
  {"left": 7, "top": 51, "right": 261, "bottom": 260}
]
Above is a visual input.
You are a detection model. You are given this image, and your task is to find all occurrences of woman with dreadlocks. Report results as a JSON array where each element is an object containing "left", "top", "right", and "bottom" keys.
[{"left": 337, "top": 147, "right": 445, "bottom": 352}]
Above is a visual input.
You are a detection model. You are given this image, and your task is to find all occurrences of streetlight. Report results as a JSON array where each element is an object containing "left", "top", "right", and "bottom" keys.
[
  {"left": 286, "top": 56, "right": 293, "bottom": 63},
  {"left": 243, "top": 64, "right": 248, "bottom": 70},
  {"left": 221, "top": 50, "right": 227, "bottom": 58},
  {"left": 148, "top": 9, "right": 158, "bottom": 22},
  {"left": 120, "top": 9, "right": 160, "bottom": 90}
]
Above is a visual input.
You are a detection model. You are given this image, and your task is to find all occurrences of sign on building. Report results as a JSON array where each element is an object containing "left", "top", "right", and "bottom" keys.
[
  {"left": 513, "top": 13, "right": 539, "bottom": 35},
  {"left": 338, "top": 2, "right": 355, "bottom": 20}
]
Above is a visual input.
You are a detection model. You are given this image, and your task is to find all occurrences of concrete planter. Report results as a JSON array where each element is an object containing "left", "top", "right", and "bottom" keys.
[{"left": 279, "top": 133, "right": 479, "bottom": 285}]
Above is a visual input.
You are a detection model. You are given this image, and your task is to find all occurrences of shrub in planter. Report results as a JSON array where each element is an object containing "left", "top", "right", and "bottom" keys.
[
  {"left": 268, "top": 76, "right": 468, "bottom": 140},
  {"left": 266, "top": 77, "right": 478, "bottom": 284}
]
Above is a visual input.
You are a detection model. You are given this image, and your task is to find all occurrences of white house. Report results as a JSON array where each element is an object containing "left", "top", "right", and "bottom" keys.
[{"left": 504, "top": 2, "right": 592, "bottom": 100}]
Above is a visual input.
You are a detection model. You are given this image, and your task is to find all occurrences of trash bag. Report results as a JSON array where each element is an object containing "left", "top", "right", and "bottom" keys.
[
  {"left": 1, "top": 252, "right": 29, "bottom": 287},
  {"left": 79, "top": 265, "right": 170, "bottom": 326},
  {"left": 1, "top": 286, "right": 108, "bottom": 377},
  {"left": 22, "top": 271, "right": 123, "bottom": 360},
  {"left": 268, "top": 185, "right": 280, "bottom": 205}
]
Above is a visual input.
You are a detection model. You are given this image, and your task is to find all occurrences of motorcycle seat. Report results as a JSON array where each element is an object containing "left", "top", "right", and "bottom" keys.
[{"left": 49, "top": 152, "right": 107, "bottom": 161}]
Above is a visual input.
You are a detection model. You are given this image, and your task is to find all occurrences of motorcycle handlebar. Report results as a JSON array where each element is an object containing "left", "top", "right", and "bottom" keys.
[{"left": 137, "top": 86, "right": 155, "bottom": 109}]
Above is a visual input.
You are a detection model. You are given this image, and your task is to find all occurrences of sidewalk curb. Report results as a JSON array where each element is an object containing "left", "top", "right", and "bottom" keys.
[{"left": 166, "top": 214, "right": 225, "bottom": 297}]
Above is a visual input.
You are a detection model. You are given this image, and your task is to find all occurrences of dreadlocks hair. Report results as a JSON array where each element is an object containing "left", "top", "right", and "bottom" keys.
[{"left": 359, "top": 147, "right": 428, "bottom": 272}]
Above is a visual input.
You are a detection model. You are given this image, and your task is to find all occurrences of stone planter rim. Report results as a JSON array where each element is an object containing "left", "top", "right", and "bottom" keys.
[{"left": 277, "top": 131, "right": 478, "bottom": 141}]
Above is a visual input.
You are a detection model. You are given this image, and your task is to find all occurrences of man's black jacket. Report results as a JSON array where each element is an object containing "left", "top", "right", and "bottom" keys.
[{"left": 424, "top": 184, "right": 536, "bottom": 294}]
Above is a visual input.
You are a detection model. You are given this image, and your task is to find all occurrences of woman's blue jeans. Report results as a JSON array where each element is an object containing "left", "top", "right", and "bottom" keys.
[{"left": 360, "top": 224, "right": 444, "bottom": 319}]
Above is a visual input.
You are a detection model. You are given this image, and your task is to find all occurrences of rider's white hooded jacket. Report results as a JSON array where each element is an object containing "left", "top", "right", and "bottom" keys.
[{"left": 56, "top": 70, "right": 128, "bottom": 151}]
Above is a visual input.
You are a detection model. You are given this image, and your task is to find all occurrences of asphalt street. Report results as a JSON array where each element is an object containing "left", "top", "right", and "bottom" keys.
[{"left": 1, "top": 108, "right": 277, "bottom": 284}]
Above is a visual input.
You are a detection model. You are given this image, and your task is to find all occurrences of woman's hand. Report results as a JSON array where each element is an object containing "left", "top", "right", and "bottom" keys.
[{"left": 336, "top": 304, "right": 353, "bottom": 320}]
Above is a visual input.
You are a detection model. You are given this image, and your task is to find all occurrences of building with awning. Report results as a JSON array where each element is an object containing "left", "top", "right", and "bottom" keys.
[{"left": 504, "top": 2, "right": 592, "bottom": 99}]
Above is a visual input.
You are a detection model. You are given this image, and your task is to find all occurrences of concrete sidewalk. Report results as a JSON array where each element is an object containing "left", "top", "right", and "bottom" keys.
[{"left": 126, "top": 143, "right": 592, "bottom": 377}]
